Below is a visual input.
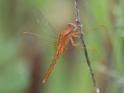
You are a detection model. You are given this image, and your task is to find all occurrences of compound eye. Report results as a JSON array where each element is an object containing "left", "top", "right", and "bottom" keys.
[
  {"left": 68, "top": 23, "right": 78, "bottom": 32},
  {"left": 68, "top": 23, "right": 76, "bottom": 28}
]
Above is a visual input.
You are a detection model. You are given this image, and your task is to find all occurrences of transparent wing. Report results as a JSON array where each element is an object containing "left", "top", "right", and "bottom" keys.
[{"left": 22, "top": 8, "right": 58, "bottom": 53}]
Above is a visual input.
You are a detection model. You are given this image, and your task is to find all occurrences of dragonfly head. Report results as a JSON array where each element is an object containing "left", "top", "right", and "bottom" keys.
[
  {"left": 67, "top": 23, "right": 77, "bottom": 32},
  {"left": 68, "top": 23, "right": 76, "bottom": 27}
]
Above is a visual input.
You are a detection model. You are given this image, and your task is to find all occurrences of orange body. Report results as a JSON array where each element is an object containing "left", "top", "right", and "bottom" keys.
[{"left": 42, "top": 23, "right": 79, "bottom": 83}]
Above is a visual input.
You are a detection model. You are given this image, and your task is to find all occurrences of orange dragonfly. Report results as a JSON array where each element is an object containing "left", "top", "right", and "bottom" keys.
[
  {"left": 42, "top": 23, "right": 80, "bottom": 83},
  {"left": 23, "top": 21, "right": 80, "bottom": 83}
]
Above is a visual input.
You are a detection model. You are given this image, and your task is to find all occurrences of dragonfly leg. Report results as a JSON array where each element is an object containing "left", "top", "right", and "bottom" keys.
[
  {"left": 72, "top": 31, "right": 80, "bottom": 37},
  {"left": 70, "top": 37, "right": 80, "bottom": 47},
  {"left": 70, "top": 35, "right": 83, "bottom": 49}
]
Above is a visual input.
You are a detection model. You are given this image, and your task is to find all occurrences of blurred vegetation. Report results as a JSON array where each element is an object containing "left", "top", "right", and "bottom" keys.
[{"left": 0, "top": 0, "right": 124, "bottom": 93}]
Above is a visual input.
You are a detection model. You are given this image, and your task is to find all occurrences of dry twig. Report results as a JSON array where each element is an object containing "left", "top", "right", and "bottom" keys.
[{"left": 74, "top": 0, "right": 100, "bottom": 93}]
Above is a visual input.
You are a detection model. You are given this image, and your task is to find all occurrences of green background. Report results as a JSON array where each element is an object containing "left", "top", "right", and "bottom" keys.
[{"left": 0, "top": 0, "right": 124, "bottom": 93}]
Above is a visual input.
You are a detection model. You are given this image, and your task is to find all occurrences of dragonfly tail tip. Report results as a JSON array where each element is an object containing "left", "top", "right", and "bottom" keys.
[
  {"left": 42, "top": 79, "right": 46, "bottom": 84},
  {"left": 96, "top": 87, "right": 100, "bottom": 93}
]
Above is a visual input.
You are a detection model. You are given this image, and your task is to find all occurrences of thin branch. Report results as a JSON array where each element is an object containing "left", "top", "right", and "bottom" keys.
[{"left": 74, "top": 0, "right": 100, "bottom": 93}]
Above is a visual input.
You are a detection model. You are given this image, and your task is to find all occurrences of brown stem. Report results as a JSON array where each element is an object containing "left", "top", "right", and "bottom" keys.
[{"left": 75, "top": 0, "right": 100, "bottom": 93}]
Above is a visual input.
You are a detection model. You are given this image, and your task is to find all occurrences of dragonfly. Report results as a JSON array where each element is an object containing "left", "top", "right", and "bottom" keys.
[
  {"left": 24, "top": 22, "right": 80, "bottom": 83},
  {"left": 22, "top": 9, "right": 81, "bottom": 83},
  {"left": 23, "top": 6, "right": 98, "bottom": 92},
  {"left": 42, "top": 23, "right": 80, "bottom": 83}
]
